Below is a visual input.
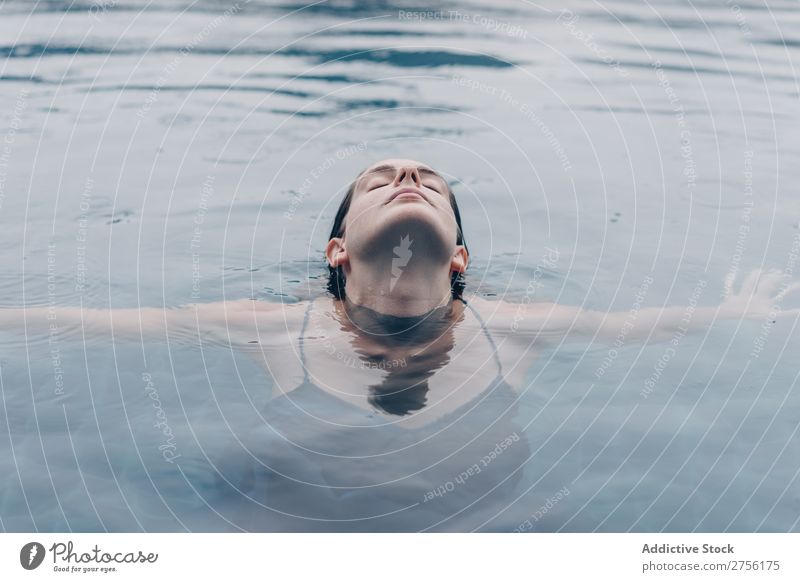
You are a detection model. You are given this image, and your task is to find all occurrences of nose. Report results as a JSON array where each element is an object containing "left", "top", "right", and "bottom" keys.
[{"left": 394, "top": 166, "right": 421, "bottom": 187}]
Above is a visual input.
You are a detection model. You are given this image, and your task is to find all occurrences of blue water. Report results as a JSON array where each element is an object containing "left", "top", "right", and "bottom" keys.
[{"left": 1, "top": 0, "right": 800, "bottom": 532}]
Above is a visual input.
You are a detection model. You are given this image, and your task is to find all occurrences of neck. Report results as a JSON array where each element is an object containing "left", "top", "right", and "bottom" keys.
[{"left": 343, "top": 255, "right": 455, "bottom": 317}]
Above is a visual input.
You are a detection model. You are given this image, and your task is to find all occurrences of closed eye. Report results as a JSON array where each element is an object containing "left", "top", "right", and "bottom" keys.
[
  {"left": 368, "top": 181, "right": 390, "bottom": 191},
  {"left": 424, "top": 183, "right": 441, "bottom": 193}
]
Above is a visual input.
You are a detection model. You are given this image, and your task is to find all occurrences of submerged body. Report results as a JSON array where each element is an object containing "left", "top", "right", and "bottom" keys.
[
  {"left": 214, "top": 295, "right": 532, "bottom": 531},
  {"left": 242, "top": 295, "right": 536, "bottom": 409}
]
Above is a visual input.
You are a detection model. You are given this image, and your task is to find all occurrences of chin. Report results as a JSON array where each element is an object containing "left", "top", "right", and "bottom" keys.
[
  {"left": 376, "top": 211, "right": 453, "bottom": 253},
  {"left": 385, "top": 200, "right": 437, "bottom": 219}
]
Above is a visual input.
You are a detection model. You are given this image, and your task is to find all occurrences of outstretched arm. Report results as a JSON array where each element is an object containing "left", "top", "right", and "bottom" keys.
[
  {"left": 581, "top": 269, "right": 799, "bottom": 344},
  {"left": 487, "top": 269, "right": 800, "bottom": 345},
  {"left": 0, "top": 298, "right": 278, "bottom": 343},
  {"left": 0, "top": 303, "right": 177, "bottom": 341}
]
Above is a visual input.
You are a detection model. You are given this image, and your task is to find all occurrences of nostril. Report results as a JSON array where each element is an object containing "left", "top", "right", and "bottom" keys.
[{"left": 397, "top": 167, "right": 421, "bottom": 185}]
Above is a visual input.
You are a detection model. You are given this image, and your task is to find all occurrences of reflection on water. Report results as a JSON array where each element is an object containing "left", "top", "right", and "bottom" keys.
[{"left": 1, "top": 0, "right": 800, "bottom": 531}]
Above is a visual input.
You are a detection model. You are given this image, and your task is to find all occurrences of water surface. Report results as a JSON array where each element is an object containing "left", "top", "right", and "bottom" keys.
[{"left": 1, "top": 0, "right": 800, "bottom": 532}]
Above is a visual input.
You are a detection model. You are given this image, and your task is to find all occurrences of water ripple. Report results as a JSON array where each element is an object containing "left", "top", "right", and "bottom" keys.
[{"left": 278, "top": 47, "right": 516, "bottom": 68}]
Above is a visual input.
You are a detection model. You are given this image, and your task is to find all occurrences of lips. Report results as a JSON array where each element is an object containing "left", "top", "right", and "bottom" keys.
[{"left": 387, "top": 188, "right": 428, "bottom": 204}]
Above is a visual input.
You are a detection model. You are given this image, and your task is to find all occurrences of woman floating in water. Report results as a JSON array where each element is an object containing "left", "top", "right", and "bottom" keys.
[
  {"left": 5, "top": 159, "right": 797, "bottom": 387},
  {"left": 3, "top": 158, "right": 799, "bottom": 531}
]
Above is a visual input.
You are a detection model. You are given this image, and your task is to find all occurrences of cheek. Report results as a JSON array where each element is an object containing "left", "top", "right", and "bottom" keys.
[
  {"left": 340, "top": 205, "right": 377, "bottom": 238},
  {"left": 349, "top": 197, "right": 383, "bottom": 221}
]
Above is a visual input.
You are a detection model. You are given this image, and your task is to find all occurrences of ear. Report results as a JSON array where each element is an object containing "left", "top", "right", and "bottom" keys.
[
  {"left": 326, "top": 237, "right": 349, "bottom": 269},
  {"left": 450, "top": 245, "right": 468, "bottom": 274}
]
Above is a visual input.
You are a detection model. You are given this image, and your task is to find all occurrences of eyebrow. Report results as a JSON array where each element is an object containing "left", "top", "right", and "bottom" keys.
[{"left": 357, "top": 164, "right": 447, "bottom": 185}]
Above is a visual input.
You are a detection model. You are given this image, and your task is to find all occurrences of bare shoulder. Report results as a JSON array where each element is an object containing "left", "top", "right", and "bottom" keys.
[
  {"left": 215, "top": 297, "right": 310, "bottom": 315},
  {"left": 185, "top": 297, "right": 314, "bottom": 334},
  {"left": 465, "top": 294, "right": 560, "bottom": 321},
  {"left": 465, "top": 294, "right": 583, "bottom": 336}
]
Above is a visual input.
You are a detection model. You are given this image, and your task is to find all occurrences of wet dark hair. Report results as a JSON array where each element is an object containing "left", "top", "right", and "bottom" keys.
[{"left": 326, "top": 165, "right": 468, "bottom": 301}]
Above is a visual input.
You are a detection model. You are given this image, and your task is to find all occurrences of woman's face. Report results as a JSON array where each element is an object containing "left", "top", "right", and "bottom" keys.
[{"left": 332, "top": 158, "right": 464, "bottom": 266}]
